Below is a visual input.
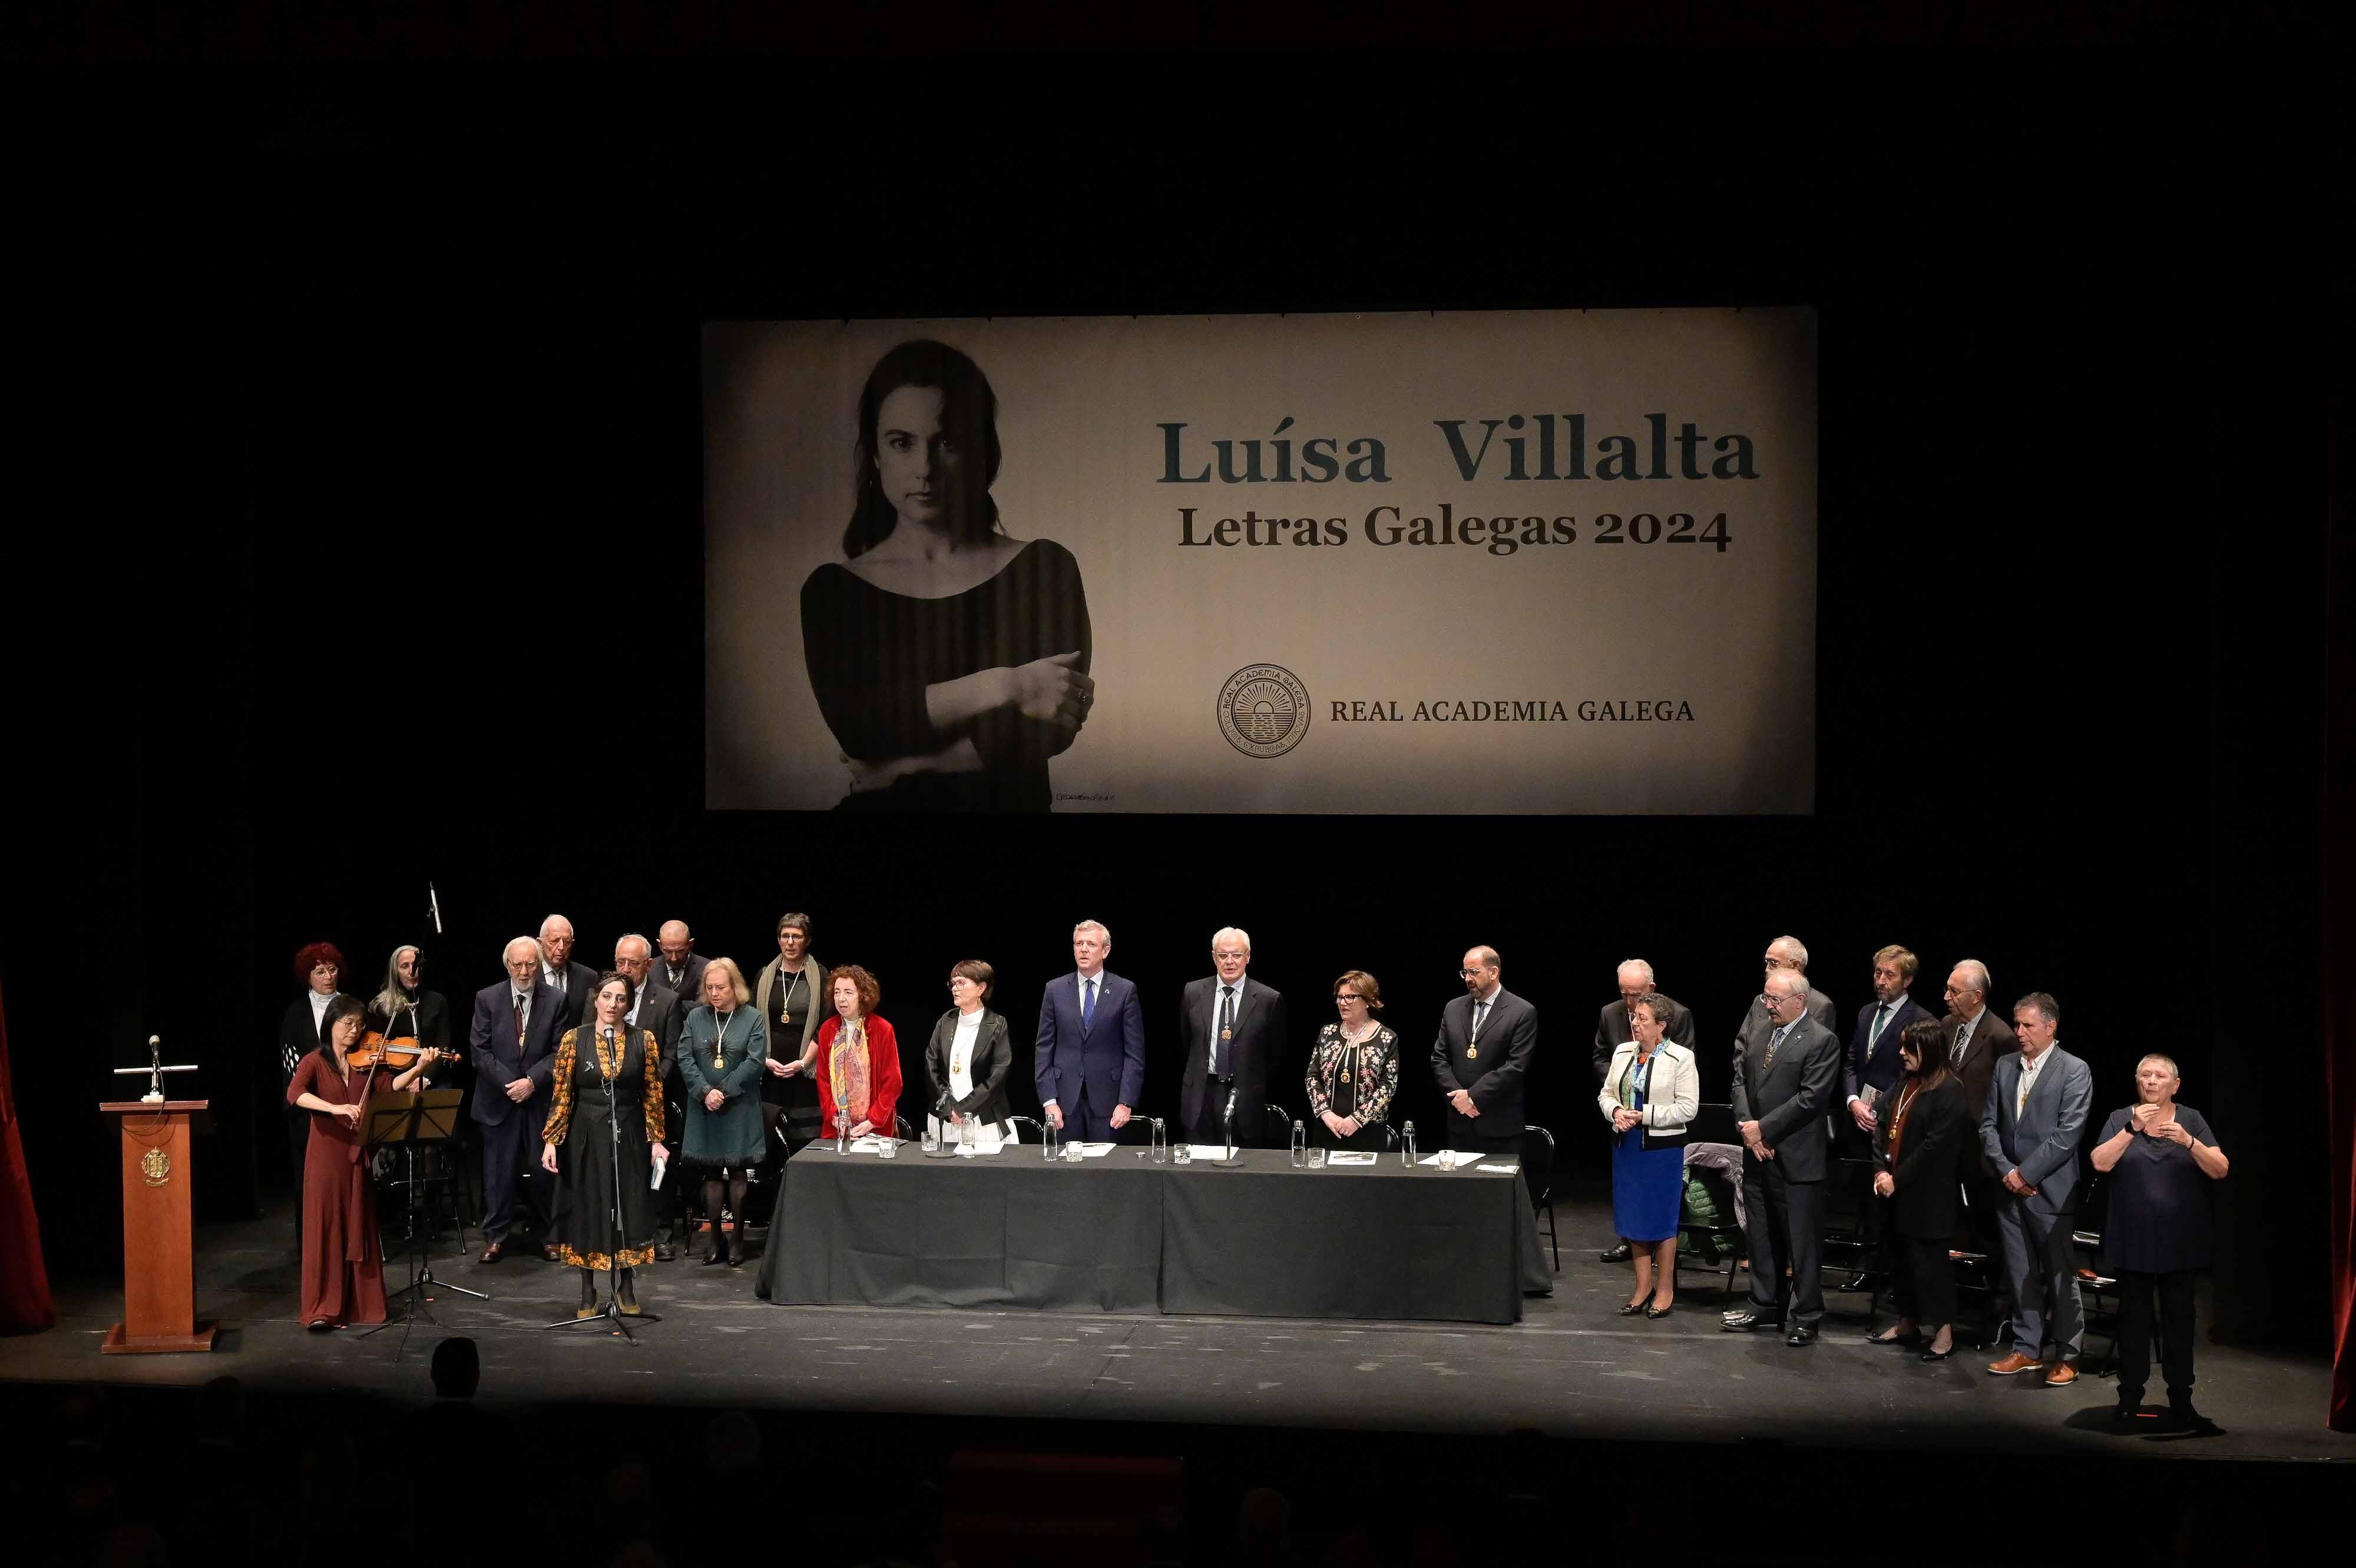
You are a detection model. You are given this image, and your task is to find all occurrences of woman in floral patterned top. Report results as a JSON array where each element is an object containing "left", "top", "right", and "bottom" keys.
[
  {"left": 1306, "top": 970, "right": 1398, "bottom": 1152},
  {"left": 540, "top": 974, "right": 669, "bottom": 1318}
]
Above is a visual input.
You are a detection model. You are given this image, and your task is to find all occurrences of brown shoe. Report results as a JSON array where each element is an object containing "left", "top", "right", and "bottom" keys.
[
  {"left": 1986, "top": 1351, "right": 2043, "bottom": 1377},
  {"left": 540, "top": 1243, "right": 561, "bottom": 1262},
  {"left": 478, "top": 1242, "right": 504, "bottom": 1265},
  {"left": 2043, "top": 1361, "right": 2078, "bottom": 1387}
]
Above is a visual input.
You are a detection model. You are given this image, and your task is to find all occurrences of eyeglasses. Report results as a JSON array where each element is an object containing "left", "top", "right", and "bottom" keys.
[
  {"left": 1759, "top": 991, "right": 1798, "bottom": 1007},
  {"left": 1333, "top": 994, "right": 1364, "bottom": 1004},
  {"left": 1457, "top": 967, "right": 1490, "bottom": 978}
]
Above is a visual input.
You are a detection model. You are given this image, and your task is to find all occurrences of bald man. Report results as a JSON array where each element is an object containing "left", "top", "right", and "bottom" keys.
[
  {"left": 538, "top": 914, "right": 600, "bottom": 1032},
  {"left": 656, "top": 920, "right": 709, "bottom": 1003}
]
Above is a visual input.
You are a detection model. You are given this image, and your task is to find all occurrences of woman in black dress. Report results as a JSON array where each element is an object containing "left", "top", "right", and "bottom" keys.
[
  {"left": 1866, "top": 1018, "right": 1971, "bottom": 1361},
  {"left": 540, "top": 974, "right": 669, "bottom": 1318},
  {"left": 276, "top": 942, "right": 345, "bottom": 1248},
  {"left": 2088, "top": 1053, "right": 2229, "bottom": 1427},
  {"left": 799, "top": 339, "right": 1095, "bottom": 812}
]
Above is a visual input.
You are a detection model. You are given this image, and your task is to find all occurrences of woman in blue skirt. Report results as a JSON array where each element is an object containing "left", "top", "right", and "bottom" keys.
[{"left": 1599, "top": 993, "right": 1700, "bottom": 1316}]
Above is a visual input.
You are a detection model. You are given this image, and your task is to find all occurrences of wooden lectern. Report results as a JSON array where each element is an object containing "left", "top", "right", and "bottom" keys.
[{"left": 98, "top": 1100, "right": 220, "bottom": 1354}]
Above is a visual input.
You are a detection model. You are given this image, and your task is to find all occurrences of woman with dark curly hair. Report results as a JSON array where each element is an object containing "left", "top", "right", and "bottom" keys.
[
  {"left": 799, "top": 339, "right": 1096, "bottom": 811},
  {"left": 805, "top": 964, "right": 902, "bottom": 1144}
]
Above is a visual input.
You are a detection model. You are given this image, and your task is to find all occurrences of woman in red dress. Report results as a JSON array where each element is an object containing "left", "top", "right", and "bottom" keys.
[
  {"left": 286, "top": 993, "right": 441, "bottom": 1329},
  {"left": 805, "top": 965, "right": 902, "bottom": 1142}
]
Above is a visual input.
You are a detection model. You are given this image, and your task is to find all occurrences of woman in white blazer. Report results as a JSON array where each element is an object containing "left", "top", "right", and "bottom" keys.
[{"left": 1599, "top": 993, "right": 1700, "bottom": 1317}]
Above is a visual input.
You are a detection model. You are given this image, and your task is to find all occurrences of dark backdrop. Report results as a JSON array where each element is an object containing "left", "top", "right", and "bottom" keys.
[{"left": 2, "top": 46, "right": 2334, "bottom": 1351}]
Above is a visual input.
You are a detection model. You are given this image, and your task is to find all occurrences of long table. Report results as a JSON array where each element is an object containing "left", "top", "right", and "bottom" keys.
[{"left": 767, "top": 1144, "right": 1545, "bottom": 1325}]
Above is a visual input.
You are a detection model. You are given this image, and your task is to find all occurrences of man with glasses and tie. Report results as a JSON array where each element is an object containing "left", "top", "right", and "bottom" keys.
[
  {"left": 1035, "top": 919, "right": 1145, "bottom": 1142},
  {"left": 466, "top": 936, "right": 567, "bottom": 1263},
  {"left": 1179, "top": 928, "right": 1289, "bottom": 1147},
  {"left": 1725, "top": 967, "right": 1842, "bottom": 1344},
  {"left": 1430, "top": 947, "right": 1536, "bottom": 1162}
]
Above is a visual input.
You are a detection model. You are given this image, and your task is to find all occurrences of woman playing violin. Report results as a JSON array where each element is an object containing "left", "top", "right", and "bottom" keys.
[{"left": 287, "top": 993, "right": 446, "bottom": 1329}]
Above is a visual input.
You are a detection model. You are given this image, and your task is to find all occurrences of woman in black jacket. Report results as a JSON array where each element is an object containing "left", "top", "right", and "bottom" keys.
[
  {"left": 924, "top": 960, "right": 1014, "bottom": 1146},
  {"left": 1867, "top": 1017, "right": 1971, "bottom": 1361}
]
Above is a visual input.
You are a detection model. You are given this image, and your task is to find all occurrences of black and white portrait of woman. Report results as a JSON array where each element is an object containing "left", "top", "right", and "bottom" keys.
[{"left": 796, "top": 340, "right": 1095, "bottom": 811}]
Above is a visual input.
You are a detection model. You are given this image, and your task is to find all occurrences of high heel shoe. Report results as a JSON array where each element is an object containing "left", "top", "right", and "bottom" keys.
[
  {"left": 1616, "top": 1301, "right": 1647, "bottom": 1316},
  {"left": 1920, "top": 1343, "right": 1953, "bottom": 1362},
  {"left": 617, "top": 1268, "right": 641, "bottom": 1316},
  {"left": 1646, "top": 1303, "right": 1674, "bottom": 1319},
  {"left": 575, "top": 1269, "right": 600, "bottom": 1319}
]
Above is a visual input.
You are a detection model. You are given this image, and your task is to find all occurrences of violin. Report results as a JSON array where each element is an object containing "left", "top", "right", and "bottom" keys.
[{"left": 349, "top": 1031, "right": 451, "bottom": 1071}]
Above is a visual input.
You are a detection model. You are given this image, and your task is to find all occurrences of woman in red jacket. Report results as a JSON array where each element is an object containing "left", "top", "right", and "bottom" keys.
[{"left": 805, "top": 964, "right": 902, "bottom": 1142}]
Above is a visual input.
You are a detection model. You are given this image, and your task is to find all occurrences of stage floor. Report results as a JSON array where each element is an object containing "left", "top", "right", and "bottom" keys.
[{"left": 4, "top": 1187, "right": 2344, "bottom": 1466}]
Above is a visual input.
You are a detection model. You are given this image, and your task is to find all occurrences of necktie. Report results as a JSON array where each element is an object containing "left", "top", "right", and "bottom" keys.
[
  {"left": 513, "top": 993, "right": 525, "bottom": 1045},
  {"left": 1766, "top": 1021, "right": 1789, "bottom": 1068},
  {"left": 1868, "top": 1001, "right": 1891, "bottom": 1048},
  {"left": 1951, "top": 1021, "right": 1971, "bottom": 1069},
  {"left": 1471, "top": 999, "right": 1488, "bottom": 1053},
  {"left": 1215, "top": 985, "right": 1235, "bottom": 1077},
  {"left": 2017, "top": 1060, "right": 2033, "bottom": 1117},
  {"left": 1081, "top": 977, "right": 1096, "bottom": 1031}
]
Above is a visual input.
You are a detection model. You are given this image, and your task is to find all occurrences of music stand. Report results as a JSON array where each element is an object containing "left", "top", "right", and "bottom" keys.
[{"left": 359, "top": 1089, "right": 485, "bottom": 1344}]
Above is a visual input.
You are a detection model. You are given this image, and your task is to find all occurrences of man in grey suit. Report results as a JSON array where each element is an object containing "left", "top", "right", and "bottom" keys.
[
  {"left": 1729, "top": 934, "right": 1836, "bottom": 1069},
  {"left": 1980, "top": 991, "right": 2093, "bottom": 1385},
  {"left": 1942, "top": 958, "right": 2015, "bottom": 1266},
  {"left": 1724, "top": 967, "right": 1842, "bottom": 1345}
]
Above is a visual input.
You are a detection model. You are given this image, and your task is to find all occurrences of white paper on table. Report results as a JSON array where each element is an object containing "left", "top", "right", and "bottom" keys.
[
  {"left": 1323, "top": 1151, "right": 1378, "bottom": 1166},
  {"left": 1072, "top": 1142, "right": 1116, "bottom": 1157},
  {"left": 1475, "top": 1163, "right": 1521, "bottom": 1174},
  {"left": 1182, "top": 1144, "right": 1238, "bottom": 1161},
  {"left": 846, "top": 1134, "right": 901, "bottom": 1154},
  {"left": 1417, "top": 1150, "right": 1505, "bottom": 1170}
]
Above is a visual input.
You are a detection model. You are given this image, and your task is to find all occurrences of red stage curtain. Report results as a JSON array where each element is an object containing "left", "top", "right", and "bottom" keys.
[
  {"left": 2330, "top": 399, "right": 2353, "bottom": 1433},
  {"left": 0, "top": 977, "right": 57, "bottom": 1332}
]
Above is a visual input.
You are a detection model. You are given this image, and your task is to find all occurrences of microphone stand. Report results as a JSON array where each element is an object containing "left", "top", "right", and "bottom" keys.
[
  {"left": 540, "top": 1030, "right": 659, "bottom": 1341},
  {"left": 1212, "top": 1087, "right": 1245, "bottom": 1166}
]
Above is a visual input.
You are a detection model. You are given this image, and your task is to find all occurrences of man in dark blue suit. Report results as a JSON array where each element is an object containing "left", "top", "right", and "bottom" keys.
[
  {"left": 1839, "top": 945, "right": 1936, "bottom": 1282},
  {"left": 468, "top": 935, "right": 567, "bottom": 1262},
  {"left": 1034, "top": 919, "right": 1145, "bottom": 1142}
]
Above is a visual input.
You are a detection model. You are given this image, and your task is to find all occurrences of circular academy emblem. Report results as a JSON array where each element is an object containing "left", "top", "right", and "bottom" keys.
[
  {"left": 140, "top": 1147, "right": 171, "bottom": 1187},
  {"left": 1217, "top": 664, "right": 1312, "bottom": 759}
]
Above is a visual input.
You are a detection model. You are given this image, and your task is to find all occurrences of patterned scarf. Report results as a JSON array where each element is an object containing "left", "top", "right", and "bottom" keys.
[{"left": 829, "top": 1018, "right": 872, "bottom": 1122}]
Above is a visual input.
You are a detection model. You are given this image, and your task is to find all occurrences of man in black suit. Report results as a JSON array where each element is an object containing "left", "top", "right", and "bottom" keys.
[
  {"left": 1178, "top": 927, "right": 1289, "bottom": 1147},
  {"left": 1431, "top": 945, "right": 1553, "bottom": 1295},
  {"left": 1594, "top": 958, "right": 1697, "bottom": 1263},
  {"left": 538, "top": 914, "right": 601, "bottom": 1031},
  {"left": 1591, "top": 959, "right": 1697, "bottom": 1081},
  {"left": 468, "top": 936, "right": 568, "bottom": 1263},
  {"left": 1725, "top": 967, "right": 1842, "bottom": 1345},
  {"left": 1942, "top": 957, "right": 2014, "bottom": 1266},
  {"left": 656, "top": 920, "right": 710, "bottom": 1007},
  {"left": 1430, "top": 945, "right": 1536, "bottom": 1159},
  {"left": 1840, "top": 945, "right": 1936, "bottom": 1279},
  {"left": 611, "top": 932, "right": 687, "bottom": 1259}
]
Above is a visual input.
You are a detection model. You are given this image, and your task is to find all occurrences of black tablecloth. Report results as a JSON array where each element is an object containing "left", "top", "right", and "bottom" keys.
[{"left": 767, "top": 1145, "right": 1542, "bottom": 1324}]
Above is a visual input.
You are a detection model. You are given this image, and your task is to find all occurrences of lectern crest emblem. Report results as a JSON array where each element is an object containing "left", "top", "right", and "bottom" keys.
[{"left": 140, "top": 1148, "right": 171, "bottom": 1186}]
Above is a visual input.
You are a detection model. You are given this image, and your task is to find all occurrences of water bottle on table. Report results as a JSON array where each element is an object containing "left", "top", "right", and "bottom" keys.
[
  {"left": 1289, "top": 1119, "right": 1306, "bottom": 1167},
  {"left": 1401, "top": 1120, "right": 1416, "bottom": 1167}
]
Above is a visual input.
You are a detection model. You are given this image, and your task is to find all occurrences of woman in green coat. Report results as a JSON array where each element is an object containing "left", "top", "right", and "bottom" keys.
[{"left": 677, "top": 956, "right": 767, "bottom": 1266}]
